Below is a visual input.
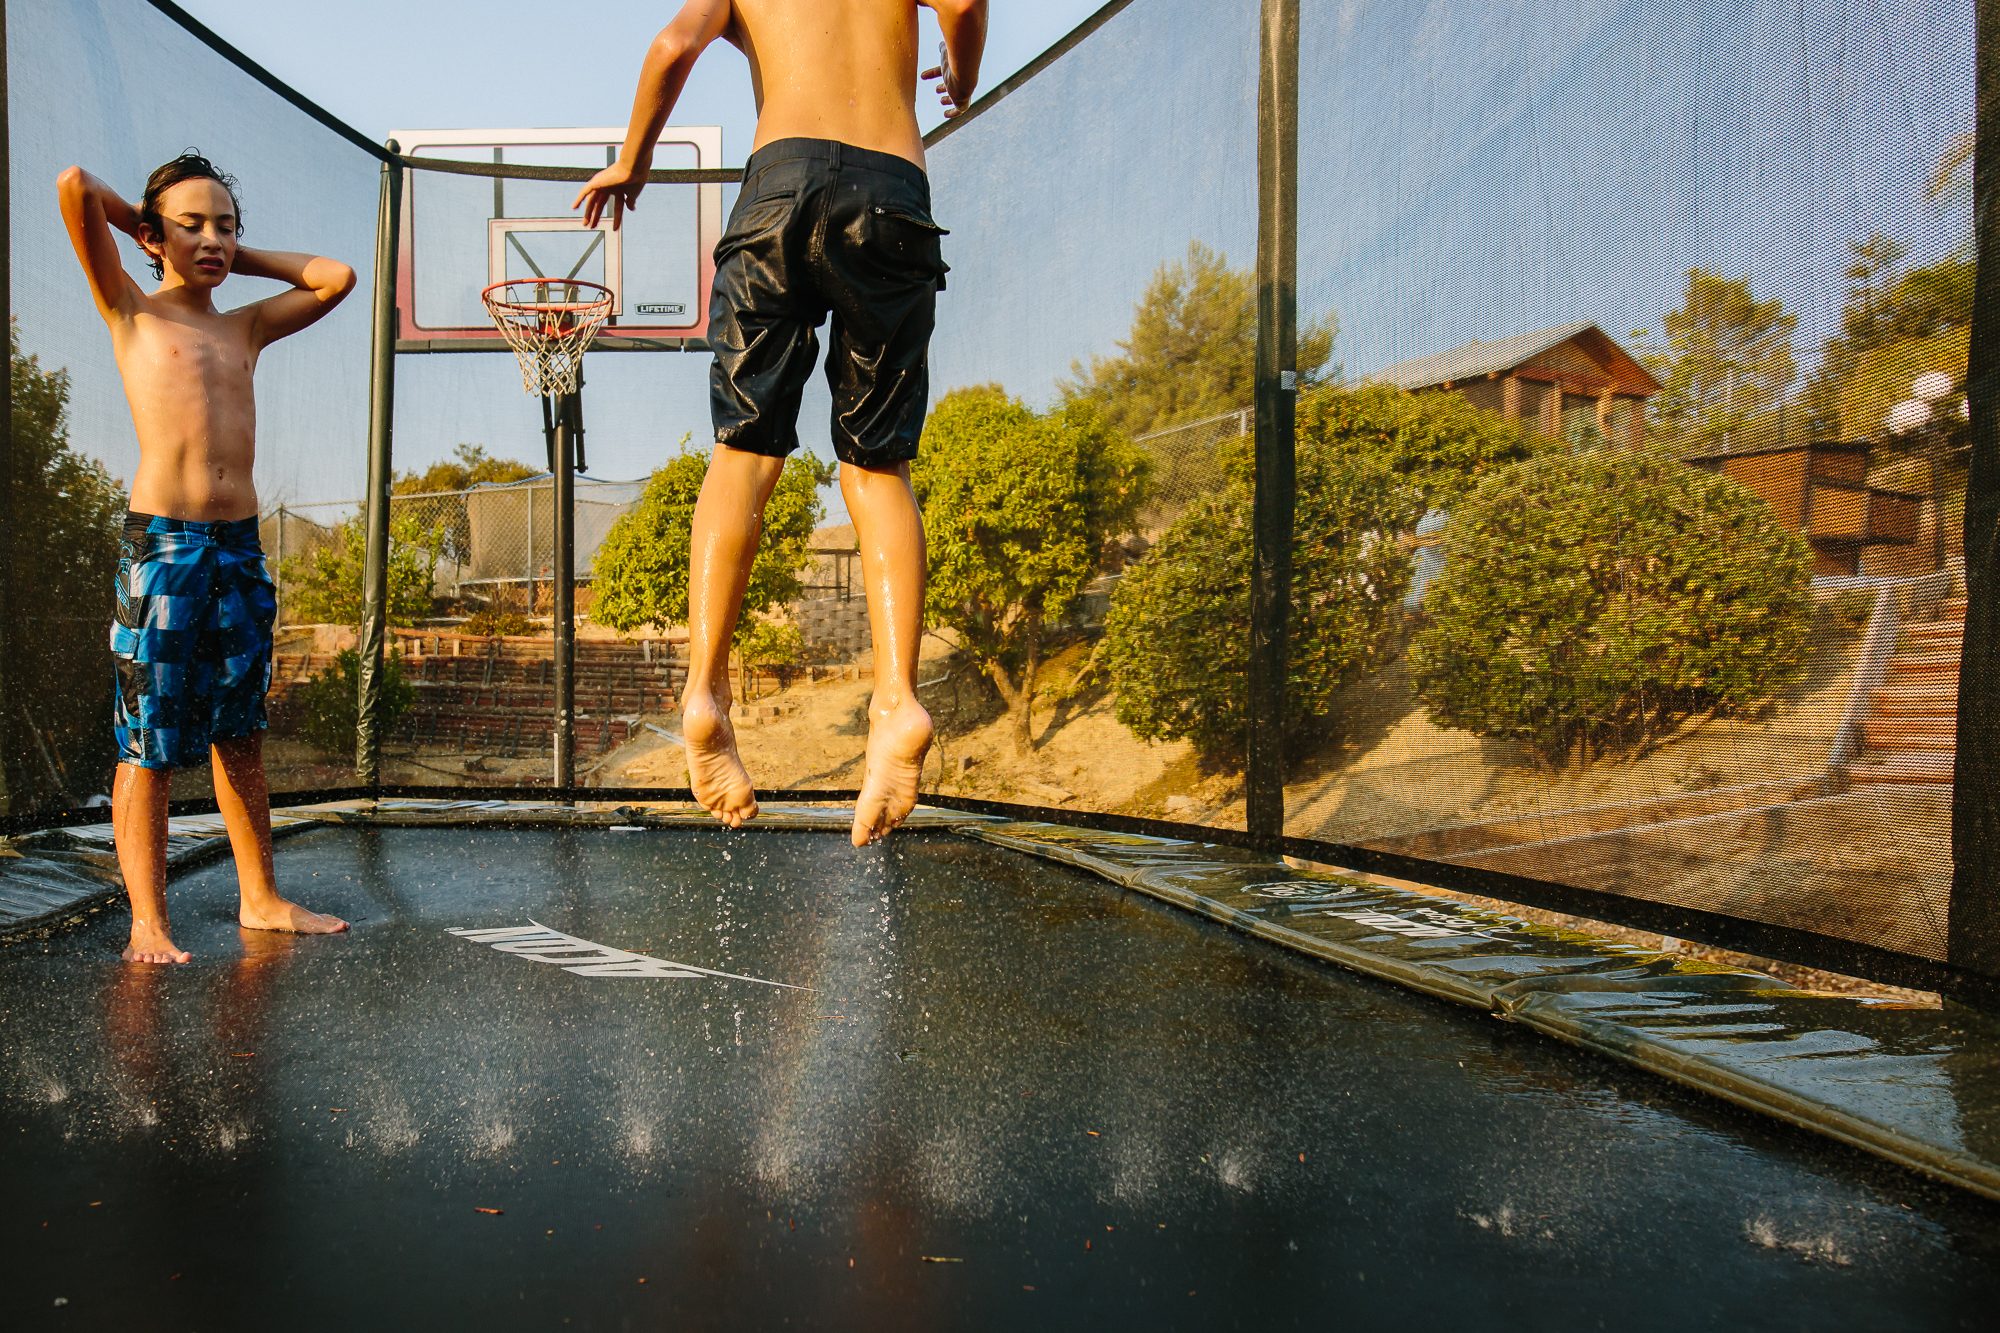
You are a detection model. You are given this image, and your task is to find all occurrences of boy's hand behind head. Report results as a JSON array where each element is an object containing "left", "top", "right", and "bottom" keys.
[{"left": 138, "top": 151, "right": 242, "bottom": 287}]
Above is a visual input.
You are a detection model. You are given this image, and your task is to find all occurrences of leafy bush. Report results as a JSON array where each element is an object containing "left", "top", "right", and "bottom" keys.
[
  {"left": 280, "top": 513, "right": 445, "bottom": 628},
  {"left": 591, "top": 440, "right": 831, "bottom": 638},
  {"left": 1221, "top": 381, "right": 1545, "bottom": 512},
  {"left": 736, "top": 616, "right": 805, "bottom": 700},
  {"left": 291, "top": 649, "right": 414, "bottom": 758},
  {"left": 913, "top": 386, "right": 1150, "bottom": 751},
  {"left": 1410, "top": 449, "right": 1813, "bottom": 764},
  {"left": 1105, "top": 451, "right": 1425, "bottom": 758},
  {"left": 461, "top": 608, "right": 537, "bottom": 637},
  {"left": 6, "top": 323, "right": 127, "bottom": 807},
  {"left": 1103, "top": 378, "right": 1523, "bottom": 760}
]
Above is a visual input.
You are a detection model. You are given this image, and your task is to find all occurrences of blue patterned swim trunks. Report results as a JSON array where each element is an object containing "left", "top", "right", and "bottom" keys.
[{"left": 110, "top": 511, "right": 275, "bottom": 770}]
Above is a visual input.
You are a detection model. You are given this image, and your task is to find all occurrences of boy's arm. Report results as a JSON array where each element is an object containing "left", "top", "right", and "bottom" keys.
[
  {"left": 234, "top": 247, "right": 358, "bottom": 348},
  {"left": 574, "top": 0, "right": 736, "bottom": 229},
  {"left": 920, "top": 0, "right": 988, "bottom": 117},
  {"left": 56, "top": 167, "right": 146, "bottom": 322}
]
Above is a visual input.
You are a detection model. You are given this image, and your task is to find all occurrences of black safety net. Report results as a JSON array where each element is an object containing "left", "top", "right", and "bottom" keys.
[
  {"left": 5, "top": 0, "right": 382, "bottom": 808},
  {"left": 922, "top": 0, "right": 1985, "bottom": 995},
  {"left": 1, "top": 0, "right": 1990, "bottom": 1001}
]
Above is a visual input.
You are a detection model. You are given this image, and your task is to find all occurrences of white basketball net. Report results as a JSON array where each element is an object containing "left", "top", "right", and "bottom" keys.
[{"left": 482, "top": 280, "right": 614, "bottom": 397}]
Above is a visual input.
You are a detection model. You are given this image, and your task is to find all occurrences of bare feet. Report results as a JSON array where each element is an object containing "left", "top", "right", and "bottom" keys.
[
  {"left": 238, "top": 899, "right": 350, "bottom": 935},
  {"left": 852, "top": 699, "right": 934, "bottom": 847},
  {"left": 682, "top": 692, "right": 760, "bottom": 828},
  {"left": 122, "top": 922, "right": 191, "bottom": 965}
]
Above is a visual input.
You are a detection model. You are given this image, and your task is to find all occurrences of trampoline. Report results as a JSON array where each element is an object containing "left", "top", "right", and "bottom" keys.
[{"left": 4, "top": 813, "right": 1999, "bottom": 1329}]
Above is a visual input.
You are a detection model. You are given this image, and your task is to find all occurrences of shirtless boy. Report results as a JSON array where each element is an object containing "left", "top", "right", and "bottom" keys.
[
  {"left": 58, "top": 152, "right": 357, "bottom": 962},
  {"left": 576, "top": 0, "right": 987, "bottom": 847}
]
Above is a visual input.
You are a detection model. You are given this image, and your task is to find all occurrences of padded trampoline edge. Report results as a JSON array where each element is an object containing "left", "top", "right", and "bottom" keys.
[
  {"left": 957, "top": 822, "right": 2000, "bottom": 1205},
  {"left": 0, "top": 816, "right": 328, "bottom": 940},
  {"left": 957, "top": 825, "right": 1500, "bottom": 1010},
  {"left": 1510, "top": 998, "right": 2000, "bottom": 1204}
]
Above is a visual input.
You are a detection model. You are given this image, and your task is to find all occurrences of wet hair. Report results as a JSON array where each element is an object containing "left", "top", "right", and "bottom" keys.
[{"left": 138, "top": 150, "right": 243, "bottom": 279}]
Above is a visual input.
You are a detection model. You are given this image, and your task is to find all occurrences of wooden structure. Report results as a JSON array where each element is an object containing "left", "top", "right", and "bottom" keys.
[
  {"left": 1372, "top": 322, "right": 1661, "bottom": 447},
  {"left": 1682, "top": 441, "right": 1924, "bottom": 577}
]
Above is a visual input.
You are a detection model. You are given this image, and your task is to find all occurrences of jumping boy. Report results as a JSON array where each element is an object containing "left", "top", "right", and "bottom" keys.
[
  {"left": 576, "top": 0, "right": 987, "bottom": 847},
  {"left": 58, "top": 152, "right": 357, "bottom": 963}
]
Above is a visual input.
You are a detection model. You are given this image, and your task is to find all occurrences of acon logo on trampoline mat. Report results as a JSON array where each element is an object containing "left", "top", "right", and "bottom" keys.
[{"left": 449, "top": 922, "right": 806, "bottom": 988}]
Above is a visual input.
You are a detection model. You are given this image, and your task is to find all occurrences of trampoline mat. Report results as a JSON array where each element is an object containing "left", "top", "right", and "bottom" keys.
[{"left": 3, "top": 824, "right": 1997, "bottom": 1329}]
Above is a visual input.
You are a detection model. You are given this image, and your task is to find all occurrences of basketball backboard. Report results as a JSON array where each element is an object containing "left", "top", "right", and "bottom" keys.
[{"left": 392, "top": 127, "right": 724, "bottom": 352}]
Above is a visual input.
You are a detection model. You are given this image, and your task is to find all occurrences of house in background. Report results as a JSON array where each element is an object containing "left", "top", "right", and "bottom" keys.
[
  {"left": 1680, "top": 441, "right": 1923, "bottom": 578},
  {"left": 1370, "top": 321, "right": 1661, "bottom": 447},
  {"left": 1372, "top": 321, "right": 1929, "bottom": 578}
]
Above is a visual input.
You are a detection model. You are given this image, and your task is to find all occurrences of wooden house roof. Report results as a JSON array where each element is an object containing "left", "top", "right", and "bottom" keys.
[{"left": 1370, "top": 322, "right": 1662, "bottom": 397}]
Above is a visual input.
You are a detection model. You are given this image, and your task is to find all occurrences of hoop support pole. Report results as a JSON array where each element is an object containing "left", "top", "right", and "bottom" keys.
[{"left": 552, "top": 381, "right": 579, "bottom": 791}]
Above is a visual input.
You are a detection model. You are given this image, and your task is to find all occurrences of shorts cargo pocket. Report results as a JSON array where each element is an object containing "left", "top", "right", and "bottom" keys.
[
  {"left": 867, "top": 205, "right": 950, "bottom": 287},
  {"left": 714, "top": 189, "right": 799, "bottom": 265}
]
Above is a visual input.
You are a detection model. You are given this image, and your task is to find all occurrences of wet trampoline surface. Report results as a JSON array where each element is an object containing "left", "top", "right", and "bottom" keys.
[{"left": 3, "top": 826, "right": 1998, "bottom": 1330}]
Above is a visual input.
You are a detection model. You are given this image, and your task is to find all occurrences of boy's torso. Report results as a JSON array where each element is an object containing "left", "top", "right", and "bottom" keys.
[
  {"left": 112, "top": 300, "right": 261, "bottom": 523},
  {"left": 728, "top": 0, "right": 928, "bottom": 167}
]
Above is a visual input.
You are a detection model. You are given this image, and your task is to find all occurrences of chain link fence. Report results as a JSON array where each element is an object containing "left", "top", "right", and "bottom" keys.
[
  {"left": 265, "top": 477, "right": 645, "bottom": 625},
  {"left": 1133, "top": 407, "right": 1251, "bottom": 535}
]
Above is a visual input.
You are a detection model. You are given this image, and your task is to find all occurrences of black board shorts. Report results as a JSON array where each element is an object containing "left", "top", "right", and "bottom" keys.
[{"left": 707, "top": 137, "right": 947, "bottom": 468}]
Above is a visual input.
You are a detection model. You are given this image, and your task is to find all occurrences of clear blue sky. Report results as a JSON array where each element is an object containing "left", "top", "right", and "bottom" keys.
[{"left": 173, "top": 0, "right": 1111, "bottom": 160}]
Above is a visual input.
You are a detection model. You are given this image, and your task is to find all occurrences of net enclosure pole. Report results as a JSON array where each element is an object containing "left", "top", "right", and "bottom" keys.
[
  {"left": 1952, "top": 0, "right": 2000, "bottom": 1011},
  {"left": 552, "top": 387, "right": 578, "bottom": 789},
  {"left": 0, "top": 0, "right": 13, "bottom": 818},
  {"left": 1248, "top": 0, "right": 1299, "bottom": 843},
  {"left": 356, "top": 140, "right": 402, "bottom": 786}
]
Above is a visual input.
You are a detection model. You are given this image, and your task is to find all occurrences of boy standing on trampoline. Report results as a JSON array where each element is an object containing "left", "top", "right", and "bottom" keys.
[
  {"left": 577, "top": 0, "right": 986, "bottom": 847},
  {"left": 59, "top": 153, "right": 356, "bottom": 962}
]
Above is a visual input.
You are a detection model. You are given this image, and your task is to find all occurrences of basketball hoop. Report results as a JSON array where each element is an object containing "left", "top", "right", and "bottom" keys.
[{"left": 481, "top": 279, "right": 614, "bottom": 398}]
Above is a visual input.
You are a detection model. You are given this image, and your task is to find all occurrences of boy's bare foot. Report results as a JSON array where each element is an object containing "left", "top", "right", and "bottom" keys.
[
  {"left": 852, "top": 699, "right": 933, "bottom": 847},
  {"left": 238, "top": 899, "right": 349, "bottom": 934},
  {"left": 122, "top": 923, "right": 191, "bottom": 965},
  {"left": 682, "top": 693, "right": 759, "bottom": 827}
]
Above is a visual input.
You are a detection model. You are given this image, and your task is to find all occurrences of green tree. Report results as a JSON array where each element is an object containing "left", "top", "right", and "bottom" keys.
[
  {"left": 1410, "top": 449, "right": 1813, "bottom": 765},
  {"left": 591, "top": 441, "right": 832, "bottom": 642},
  {"left": 914, "top": 386, "right": 1150, "bottom": 752},
  {"left": 1639, "top": 269, "right": 1797, "bottom": 454},
  {"left": 6, "top": 322, "right": 128, "bottom": 807},
  {"left": 1248, "top": 381, "right": 1544, "bottom": 512},
  {"left": 736, "top": 616, "right": 805, "bottom": 701},
  {"left": 1799, "top": 233, "right": 1973, "bottom": 445},
  {"left": 1104, "top": 437, "right": 1425, "bottom": 759},
  {"left": 393, "top": 442, "right": 538, "bottom": 495},
  {"left": 1057, "top": 241, "right": 1339, "bottom": 439},
  {"left": 391, "top": 444, "right": 540, "bottom": 568},
  {"left": 291, "top": 648, "right": 414, "bottom": 758},
  {"left": 280, "top": 513, "right": 445, "bottom": 628}
]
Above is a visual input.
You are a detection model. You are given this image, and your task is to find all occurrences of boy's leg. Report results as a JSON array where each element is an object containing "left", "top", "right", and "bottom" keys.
[
  {"left": 212, "top": 732, "right": 347, "bottom": 934},
  {"left": 683, "top": 445, "right": 786, "bottom": 826},
  {"left": 113, "top": 760, "right": 188, "bottom": 963},
  {"left": 843, "top": 461, "right": 933, "bottom": 847}
]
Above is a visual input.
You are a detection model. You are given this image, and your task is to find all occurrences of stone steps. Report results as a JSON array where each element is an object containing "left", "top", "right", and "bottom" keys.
[{"left": 1845, "top": 591, "right": 1962, "bottom": 788}]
